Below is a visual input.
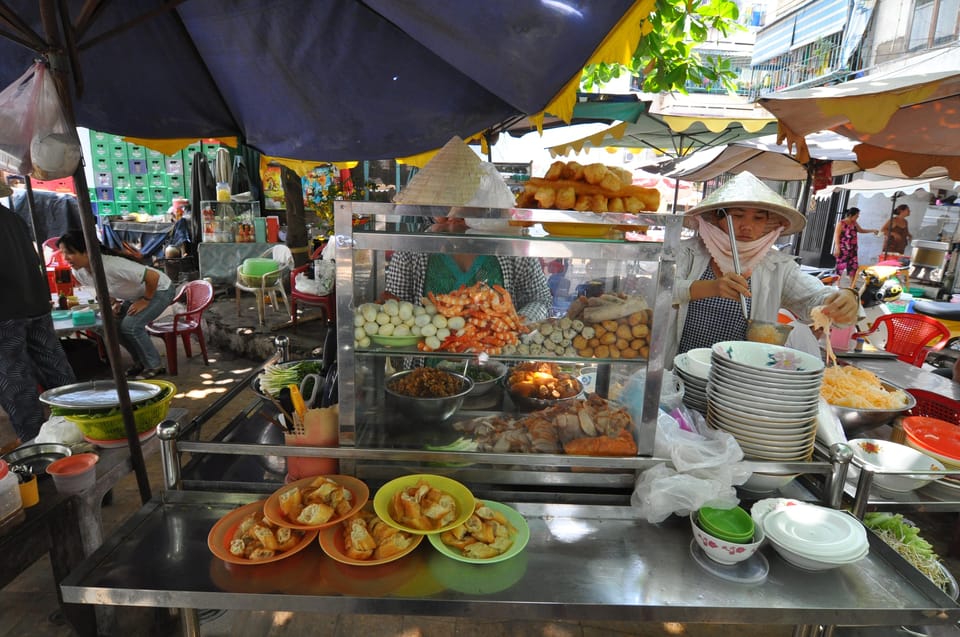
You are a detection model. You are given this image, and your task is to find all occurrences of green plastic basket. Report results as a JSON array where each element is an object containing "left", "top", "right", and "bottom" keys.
[{"left": 65, "top": 380, "right": 176, "bottom": 440}]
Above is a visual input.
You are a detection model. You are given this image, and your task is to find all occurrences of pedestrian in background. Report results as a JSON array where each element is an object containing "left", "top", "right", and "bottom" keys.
[
  {"left": 832, "top": 207, "right": 878, "bottom": 279},
  {"left": 0, "top": 184, "right": 76, "bottom": 443}
]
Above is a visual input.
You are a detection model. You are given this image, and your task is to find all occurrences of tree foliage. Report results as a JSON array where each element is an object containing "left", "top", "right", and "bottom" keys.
[{"left": 582, "top": 0, "right": 743, "bottom": 94}]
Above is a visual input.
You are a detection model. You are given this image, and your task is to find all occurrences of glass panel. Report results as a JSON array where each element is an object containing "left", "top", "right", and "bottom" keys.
[
  {"left": 909, "top": 0, "right": 935, "bottom": 50},
  {"left": 934, "top": 0, "right": 960, "bottom": 42}
]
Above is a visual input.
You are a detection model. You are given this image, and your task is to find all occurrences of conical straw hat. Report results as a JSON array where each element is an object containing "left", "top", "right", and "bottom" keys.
[
  {"left": 685, "top": 171, "right": 806, "bottom": 235},
  {"left": 394, "top": 136, "right": 515, "bottom": 208}
]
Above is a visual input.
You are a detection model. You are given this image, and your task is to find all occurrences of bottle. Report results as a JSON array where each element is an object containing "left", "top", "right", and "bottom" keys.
[
  {"left": 57, "top": 292, "right": 68, "bottom": 310},
  {"left": 854, "top": 338, "right": 865, "bottom": 352}
]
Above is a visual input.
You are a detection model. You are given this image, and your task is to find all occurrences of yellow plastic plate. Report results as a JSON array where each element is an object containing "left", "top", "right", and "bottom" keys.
[{"left": 373, "top": 474, "right": 474, "bottom": 535}]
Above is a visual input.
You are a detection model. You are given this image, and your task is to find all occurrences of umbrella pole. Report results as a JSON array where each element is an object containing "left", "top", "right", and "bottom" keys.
[
  {"left": 40, "top": 46, "right": 152, "bottom": 500},
  {"left": 792, "top": 165, "right": 814, "bottom": 257},
  {"left": 23, "top": 177, "right": 44, "bottom": 260}
]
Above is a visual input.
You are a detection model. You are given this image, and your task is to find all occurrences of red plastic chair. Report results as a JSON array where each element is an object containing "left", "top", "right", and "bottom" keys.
[
  {"left": 289, "top": 244, "right": 335, "bottom": 330},
  {"left": 145, "top": 280, "right": 214, "bottom": 375},
  {"left": 853, "top": 313, "right": 951, "bottom": 367}
]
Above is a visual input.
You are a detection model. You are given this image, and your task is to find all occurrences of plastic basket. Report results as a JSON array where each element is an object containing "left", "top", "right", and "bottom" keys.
[
  {"left": 907, "top": 388, "right": 960, "bottom": 426},
  {"left": 65, "top": 380, "right": 176, "bottom": 440}
]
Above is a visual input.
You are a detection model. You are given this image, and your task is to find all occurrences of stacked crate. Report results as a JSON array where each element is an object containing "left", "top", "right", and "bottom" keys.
[{"left": 88, "top": 131, "right": 229, "bottom": 219}]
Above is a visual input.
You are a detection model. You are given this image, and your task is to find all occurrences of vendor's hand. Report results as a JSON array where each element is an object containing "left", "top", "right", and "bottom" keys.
[
  {"left": 712, "top": 271, "right": 751, "bottom": 301},
  {"left": 821, "top": 288, "right": 859, "bottom": 325}
]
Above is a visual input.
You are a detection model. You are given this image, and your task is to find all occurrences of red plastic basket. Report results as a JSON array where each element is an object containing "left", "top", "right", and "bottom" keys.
[{"left": 907, "top": 388, "right": 960, "bottom": 426}]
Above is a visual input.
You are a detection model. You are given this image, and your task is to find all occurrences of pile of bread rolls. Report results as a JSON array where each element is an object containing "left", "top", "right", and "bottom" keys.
[{"left": 516, "top": 160, "right": 659, "bottom": 213}]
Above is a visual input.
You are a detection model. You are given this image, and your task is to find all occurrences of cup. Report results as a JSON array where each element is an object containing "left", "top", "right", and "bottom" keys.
[
  {"left": 285, "top": 406, "right": 339, "bottom": 480},
  {"left": 266, "top": 216, "right": 280, "bottom": 243},
  {"left": 18, "top": 475, "right": 38, "bottom": 508},
  {"left": 253, "top": 217, "right": 267, "bottom": 243}
]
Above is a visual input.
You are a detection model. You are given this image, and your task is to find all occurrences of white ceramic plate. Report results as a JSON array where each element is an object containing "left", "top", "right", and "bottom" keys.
[
  {"left": 708, "top": 390, "right": 820, "bottom": 417},
  {"left": 709, "top": 364, "right": 823, "bottom": 391}
]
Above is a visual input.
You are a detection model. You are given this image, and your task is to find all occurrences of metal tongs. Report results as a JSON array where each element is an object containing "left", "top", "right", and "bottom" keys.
[{"left": 722, "top": 213, "right": 751, "bottom": 320}]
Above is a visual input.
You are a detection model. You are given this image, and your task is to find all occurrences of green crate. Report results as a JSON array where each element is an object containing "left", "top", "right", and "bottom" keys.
[
  {"left": 113, "top": 174, "right": 130, "bottom": 189},
  {"left": 111, "top": 158, "right": 129, "bottom": 175},
  {"left": 146, "top": 148, "right": 165, "bottom": 159},
  {"left": 127, "top": 145, "right": 146, "bottom": 160},
  {"left": 148, "top": 173, "right": 166, "bottom": 188},
  {"left": 114, "top": 187, "right": 132, "bottom": 203},
  {"left": 92, "top": 142, "right": 108, "bottom": 158},
  {"left": 148, "top": 158, "right": 165, "bottom": 174},
  {"left": 166, "top": 174, "right": 183, "bottom": 189},
  {"left": 132, "top": 187, "right": 148, "bottom": 203},
  {"left": 131, "top": 174, "right": 147, "bottom": 189},
  {"left": 170, "top": 187, "right": 186, "bottom": 199},
  {"left": 115, "top": 202, "right": 134, "bottom": 216},
  {"left": 94, "top": 157, "right": 110, "bottom": 172},
  {"left": 152, "top": 202, "right": 170, "bottom": 216},
  {"left": 110, "top": 144, "right": 127, "bottom": 161},
  {"left": 128, "top": 200, "right": 150, "bottom": 214},
  {"left": 94, "top": 172, "right": 112, "bottom": 187},
  {"left": 185, "top": 143, "right": 201, "bottom": 157},
  {"left": 151, "top": 186, "right": 170, "bottom": 203},
  {"left": 95, "top": 201, "right": 116, "bottom": 216},
  {"left": 89, "top": 130, "right": 123, "bottom": 145}
]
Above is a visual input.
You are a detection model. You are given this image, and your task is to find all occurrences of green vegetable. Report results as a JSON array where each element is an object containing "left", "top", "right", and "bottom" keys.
[
  {"left": 259, "top": 361, "right": 324, "bottom": 396},
  {"left": 425, "top": 437, "right": 478, "bottom": 452},
  {"left": 863, "top": 512, "right": 950, "bottom": 591}
]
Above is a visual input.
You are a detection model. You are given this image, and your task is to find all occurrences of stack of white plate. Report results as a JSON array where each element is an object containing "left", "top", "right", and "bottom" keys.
[
  {"left": 673, "top": 351, "right": 709, "bottom": 413},
  {"left": 707, "top": 341, "right": 824, "bottom": 461},
  {"left": 761, "top": 502, "right": 869, "bottom": 571}
]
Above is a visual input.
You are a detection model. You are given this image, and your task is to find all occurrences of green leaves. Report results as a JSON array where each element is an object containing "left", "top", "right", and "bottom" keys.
[{"left": 581, "top": 0, "right": 743, "bottom": 95}]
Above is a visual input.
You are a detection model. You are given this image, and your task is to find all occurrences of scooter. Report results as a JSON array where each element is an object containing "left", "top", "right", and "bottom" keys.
[{"left": 851, "top": 263, "right": 910, "bottom": 350}]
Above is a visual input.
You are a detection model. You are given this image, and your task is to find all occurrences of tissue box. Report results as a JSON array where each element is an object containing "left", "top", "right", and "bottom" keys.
[{"left": 71, "top": 309, "right": 96, "bottom": 326}]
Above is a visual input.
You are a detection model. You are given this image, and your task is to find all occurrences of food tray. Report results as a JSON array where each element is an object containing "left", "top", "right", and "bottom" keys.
[{"left": 40, "top": 380, "right": 161, "bottom": 409}]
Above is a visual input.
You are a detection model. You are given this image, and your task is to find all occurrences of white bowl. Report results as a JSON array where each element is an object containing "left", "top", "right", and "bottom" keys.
[
  {"left": 708, "top": 389, "right": 821, "bottom": 416},
  {"left": 741, "top": 472, "right": 800, "bottom": 493},
  {"left": 847, "top": 438, "right": 945, "bottom": 493},
  {"left": 712, "top": 341, "right": 825, "bottom": 376},
  {"left": 706, "top": 399, "right": 817, "bottom": 428},
  {"left": 690, "top": 513, "right": 765, "bottom": 565},
  {"left": 904, "top": 437, "right": 960, "bottom": 470},
  {"left": 709, "top": 363, "right": 823, "bottom": 389},
  {"left": 685, "top": 348, "right": 713, "bottom": 379},
  {"left": 771, "top": 540, "right": 869, "bottom": 571},
  {"left": 762, "top": 504, "right": 868, "bottom": 560}
]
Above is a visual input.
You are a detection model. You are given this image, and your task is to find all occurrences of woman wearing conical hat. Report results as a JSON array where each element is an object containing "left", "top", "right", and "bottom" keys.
[{"left": 669, "top": 172, "right": 860, "bottom": 360}]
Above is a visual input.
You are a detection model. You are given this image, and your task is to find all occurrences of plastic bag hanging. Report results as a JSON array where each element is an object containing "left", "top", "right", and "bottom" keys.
[
  {"left": 0, "top": 64, "right": 43, "bottom": 175},
  {"left": 20, "top": 62, "right": 81, "bottom": 180}
]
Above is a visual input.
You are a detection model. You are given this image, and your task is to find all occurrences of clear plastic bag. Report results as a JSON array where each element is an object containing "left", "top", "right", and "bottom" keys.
[
  {"left": 0, "top": 62, "right": 81, "bottom": 180},
  {"left": 631, "top": 464, "right": 740, "bottom": 524}
]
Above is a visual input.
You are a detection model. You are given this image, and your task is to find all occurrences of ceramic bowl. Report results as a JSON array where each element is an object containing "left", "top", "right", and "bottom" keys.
[
  {"left": 711, "top": 341, "right": 825, "bottom": 376},
  {"left": 707, "top": 389, "right": 821, "bottom": 416},
  {"left": 690, "top": 513, "right": 765, "bottom": 565},
  {"left": 683, "top": 348, "right": 713, "bottom": 379},
  {"left": 741, "top": 472, "right": 800, "bottom": 493},
  {"left": 746, "top": 320, "right": 794, "bottom": 346},
  {"left": 769, "top": 538, "right": 869, "bottom": 571},
  {"left": 847, "top": 438, "right": 945, "bottom": 493},
  {"left": 762, "top": 503, "right": 868, "bottom": 561},
  {"left": 708, "top": 366, "right": 824, "bottom": 395},
  {"left": 437, "top": 359, "right": 508, "bottom": 397}
]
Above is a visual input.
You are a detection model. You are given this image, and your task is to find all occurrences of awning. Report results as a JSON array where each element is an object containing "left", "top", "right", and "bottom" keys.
[
  {"left": 814, "top": 176, "right": 957, "bottom": 200},
  {"left": 547, "top": 107, "right": 777, "bottom": 160},
  {"left": 673, "top": 131, "right": 861, "bottom": 182},
  {"left": 752, "top": 0, "right": 849, "bottom": 64}
]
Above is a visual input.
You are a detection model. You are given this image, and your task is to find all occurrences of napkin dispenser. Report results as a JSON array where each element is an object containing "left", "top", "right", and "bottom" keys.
[{"left": 71, "top": 308, "right": 96, "bottom": 327}]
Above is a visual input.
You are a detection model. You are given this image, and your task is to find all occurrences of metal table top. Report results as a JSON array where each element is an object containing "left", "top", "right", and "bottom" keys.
[
  {"left": 850, "top": 356, "right": 959, "bottom": 401},
  {"left": 61, "top": 490, "right": 960, "bottom": 627}
]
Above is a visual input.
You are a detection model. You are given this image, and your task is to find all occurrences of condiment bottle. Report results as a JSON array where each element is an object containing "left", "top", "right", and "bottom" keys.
[
  {"left": 58, "top": 292, "right": 68, "bottom": 310},
  {"left": 854, "top": 338, "right": 865, "bottom": 352}
]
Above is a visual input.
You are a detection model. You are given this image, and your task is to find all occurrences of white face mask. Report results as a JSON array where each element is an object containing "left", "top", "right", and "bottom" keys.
[{"left": 696, "top": 215, "right": 783, "bottom": 275}]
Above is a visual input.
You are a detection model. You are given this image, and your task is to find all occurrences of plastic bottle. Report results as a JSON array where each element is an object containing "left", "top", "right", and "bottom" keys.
[
  {"left": 854, "top": 338, "right": 865, "bottom": 352},
  {"left": 0, "top": 459, "right": 23, "bottom": 524}
]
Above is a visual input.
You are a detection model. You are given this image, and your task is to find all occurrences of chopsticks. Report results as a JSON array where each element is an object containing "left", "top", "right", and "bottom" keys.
[{"left": 723, "top": 213, "right": 750, "bottom": 321}]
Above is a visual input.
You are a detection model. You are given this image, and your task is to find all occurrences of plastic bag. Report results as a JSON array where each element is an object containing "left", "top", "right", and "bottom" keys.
[
  {"left": 34, "top": 415, "right": 83, "bottom": 445},
  {"left": 295, "top": 260, "right": 334, "bottom": 296},
  {"left": 620, "top": 368, "right": 683, "bottom": 424},
  {"left": 631, "top": 409, "right": 751, "bottom": 523},
  {"left": 0, "top": 62, "right": 81, "bottom": 180},
  {"left": 631, "top": 464, "right": 740, "bottom": 524}
]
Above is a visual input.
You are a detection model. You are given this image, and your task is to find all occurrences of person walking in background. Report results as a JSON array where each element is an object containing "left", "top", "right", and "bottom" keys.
[
  {"left": 58, "top": 230, "right": 176, "bottom": 379},
  {"left": 881, "top": 204, "right": 912, "bottom": 255},
  {"left": 833, "top": 207, "right": 879, "bottom": 279},
  {"left": 0, "top": 186, "right": 76, "bottom": 443}
]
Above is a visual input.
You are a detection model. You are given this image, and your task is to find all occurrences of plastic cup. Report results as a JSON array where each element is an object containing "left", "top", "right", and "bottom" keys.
[
  {"left": 18, "top": 475, "right": 38, "bottom": 508},
  {"left": 253, "top": 217, "right": 267, "bottom": 243}
]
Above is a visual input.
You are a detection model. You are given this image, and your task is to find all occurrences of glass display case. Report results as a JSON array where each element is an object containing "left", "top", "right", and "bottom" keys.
[{"left": 332, "top": 201, "right": 684, "bottom": 500}]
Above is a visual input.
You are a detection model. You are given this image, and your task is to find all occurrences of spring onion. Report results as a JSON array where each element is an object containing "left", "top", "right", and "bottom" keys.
[{"left": 258, "top": 361, "right": 324, "bottom": 396}]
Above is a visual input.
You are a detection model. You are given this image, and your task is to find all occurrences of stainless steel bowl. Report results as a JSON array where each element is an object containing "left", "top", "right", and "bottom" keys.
[
  {"left": 829, "top": 381, "right": 917, "bottom": 437},
  {"left": 2, "top": 442, "right": 72, "bottom": 478},
  {"left": 385, "top": 369, "right": 474, "bottom": 424},
  {"left": 437, "top": 360, "right": 508, "bottom": 397}
]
